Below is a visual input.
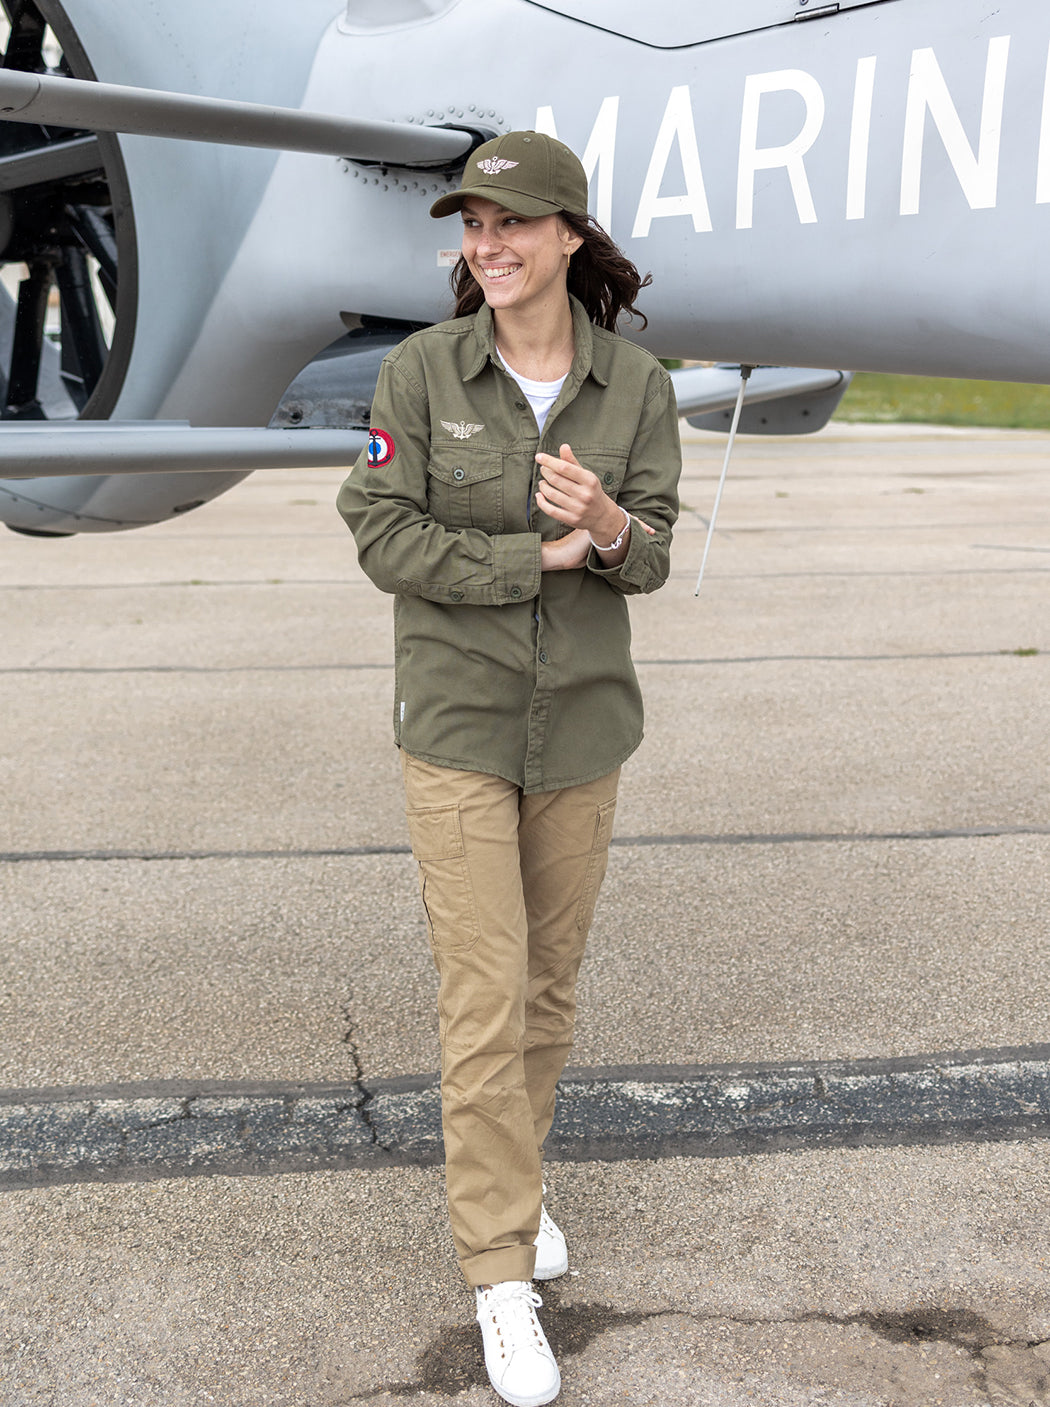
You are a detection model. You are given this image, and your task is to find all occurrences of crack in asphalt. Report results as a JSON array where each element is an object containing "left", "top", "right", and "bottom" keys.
[
  {"left": 4, "top": 822, "right": 1050, "bottom": 864},
  {"left": 92, "top": 1099, "right": 194, "bottom": 1134},
  {"left": 340, "top": 996, "right": 388, "bottom": 1155},
  {"left": 2, "top": 646, "right": 1045, "bottom": 675},
  {"left": 331, "top": 1292, "right": 1048, "bottom": 1402}
]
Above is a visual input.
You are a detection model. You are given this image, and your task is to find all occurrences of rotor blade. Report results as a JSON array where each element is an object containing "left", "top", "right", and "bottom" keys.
[
  {"left": 0, "top": 135, "right": 102, "bottom": 192},
  {"left": 5, "top": 260, "right": 51, "bottom": 416},
  {"left": 55, "top": 245, "right": 107, "bottom": 395},
  {"left": 64, "top": 203, "right": 117, "bottom": 304},
  {"left": 0, "top": 422, "right": 367, "bottom": 477},
  {"left": 0, "top": 69, "right": 480, "bottom": 165}
]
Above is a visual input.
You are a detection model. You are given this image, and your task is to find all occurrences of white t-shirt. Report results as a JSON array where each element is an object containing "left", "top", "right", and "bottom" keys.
[{"left": 497, "top": 348, "right": 567, "bottom": 434}]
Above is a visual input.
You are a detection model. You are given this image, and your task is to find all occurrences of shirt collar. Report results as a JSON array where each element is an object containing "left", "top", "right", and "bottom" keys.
[{"left": 464, "top": 296, "right": 611, "bottom": 388}]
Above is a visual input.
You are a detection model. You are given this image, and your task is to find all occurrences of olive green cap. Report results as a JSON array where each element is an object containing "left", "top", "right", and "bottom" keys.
[{"left": 429, "top": 130, "right": 588, "bottom": 219}]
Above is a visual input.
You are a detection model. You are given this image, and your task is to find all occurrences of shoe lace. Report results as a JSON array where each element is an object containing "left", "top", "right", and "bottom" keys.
[{"left": 480, "top": 1281, "right": 545, "bottom": 1353}]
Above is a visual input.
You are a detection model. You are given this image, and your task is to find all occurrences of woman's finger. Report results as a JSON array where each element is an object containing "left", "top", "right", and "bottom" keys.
[
  {"left": 537, "top": 473, "right": 574, "bottom": 502},
  {"left": 535, "top": 488, "right": 572, "bottom": 523},
  {"left": 537, "top": 480, "right": 577, "bottom": 504},
  {"left": 541, "top": 465, "right": 601, "bottom": 503},
  {"left": 539, "top": 478, "right": 591, "bottom": 514},
  {"left": 535, "top": 450, "right": 586, "bottom": 482}
]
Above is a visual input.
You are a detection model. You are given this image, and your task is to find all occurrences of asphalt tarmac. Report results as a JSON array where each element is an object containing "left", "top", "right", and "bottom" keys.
[{"left": 1, "top": 422, "right": 1049, "bottom": 1406}]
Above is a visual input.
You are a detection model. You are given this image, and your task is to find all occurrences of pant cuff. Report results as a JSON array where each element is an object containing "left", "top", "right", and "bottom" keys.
[{"left": 460, "top": 1244, "right": 537, "bottom": 1288}]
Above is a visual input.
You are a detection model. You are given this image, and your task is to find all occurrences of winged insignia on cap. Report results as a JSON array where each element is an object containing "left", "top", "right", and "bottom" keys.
[
  {"left": 477, "top": 158, "right": 519, "bottom": 175},
  {"left": 441, "top": 420, "right": 485, "bottom": 440}
]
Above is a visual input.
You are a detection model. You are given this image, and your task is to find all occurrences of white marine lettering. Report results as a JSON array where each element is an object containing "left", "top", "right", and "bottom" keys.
[
  {"left": 1036, "top": 36, "right": 1050, "bottom": 202},
  {"left": 631, "top": 85, "right": 711, "bottom": 239},
  {"left": 579, "top": 95, "right": 619, "bottom": 233},
  {"left": 535, "top": 96, "right": 620, "bottom": 233},
  {"left": 846, "top": 56, "right": 878, "bottom": 221},
  {"left": 737, "top": 69, "right": 825, "bottom": 230},
  {"left": 541, "top": 29, "right": 1038, "bottom": 241},
  {"left": 534, "top": 106, "right": 558, "bottom": 140},
  {"left": 900, "top": 36, "right": 1010, "bottom": 215}
]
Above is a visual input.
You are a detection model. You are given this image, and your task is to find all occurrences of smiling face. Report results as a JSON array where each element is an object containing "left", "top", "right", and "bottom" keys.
[{"left": 460, "top": 197, "right": 583, "bottom": 322}]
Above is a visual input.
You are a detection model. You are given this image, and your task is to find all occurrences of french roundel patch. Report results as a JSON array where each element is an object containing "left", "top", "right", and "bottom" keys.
[{"left": 367, "top": 429, "right": 396, "bottom": 468}]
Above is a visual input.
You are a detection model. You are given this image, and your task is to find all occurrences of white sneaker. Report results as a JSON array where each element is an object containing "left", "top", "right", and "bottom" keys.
[
  {"left": 475, "top": 1280, "right": 561, "bottom": 1407},
  {"left": 532, "top": 1203, "right": 568, "bottom": 1280}
]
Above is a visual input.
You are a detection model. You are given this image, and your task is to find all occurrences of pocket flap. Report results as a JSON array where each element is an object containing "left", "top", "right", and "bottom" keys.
[
  {"left": 572, "top": 449, "right": 629, "bottom": 494},
  {"left": 427, "top": 457, "right": 502, "bottom": 488},
  {"left": 405, "top": 804, "right": 465, "bottom": 861}
]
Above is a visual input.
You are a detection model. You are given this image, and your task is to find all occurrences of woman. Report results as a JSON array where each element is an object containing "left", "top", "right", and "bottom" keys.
[{"left": 338, "top": 131, "right": 680, "bottom": 1407}]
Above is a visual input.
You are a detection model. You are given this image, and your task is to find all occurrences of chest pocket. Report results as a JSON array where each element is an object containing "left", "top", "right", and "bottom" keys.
[
  {"left": 426, "top": 444, "right": 504, "bottom": 532},
  {"left": 570, "top": 448, "right": 629, "bottom": 499}
]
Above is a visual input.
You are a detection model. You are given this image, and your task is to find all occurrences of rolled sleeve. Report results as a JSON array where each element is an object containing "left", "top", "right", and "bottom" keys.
[{"left": 586, "top": 371, "right": 680, "bottom": 596}]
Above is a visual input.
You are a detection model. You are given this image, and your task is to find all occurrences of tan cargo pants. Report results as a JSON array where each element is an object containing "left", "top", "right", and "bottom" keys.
[{"left": 400, "top": 751, "right": 619, "bottom": 1286}]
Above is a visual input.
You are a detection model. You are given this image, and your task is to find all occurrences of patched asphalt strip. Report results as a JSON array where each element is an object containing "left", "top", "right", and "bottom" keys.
[{"left": 2, "top": 1045, "right": 1049, "bottom": 1190}]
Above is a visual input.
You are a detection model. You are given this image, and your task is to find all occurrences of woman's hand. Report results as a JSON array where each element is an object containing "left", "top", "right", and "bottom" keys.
[
  {"left": 535, "top": 444, "right": 625, "bottom": 543},
  {"left": 540, "top": 528, "right": 590, "bottom": 572},
  {"left": 536, "top": 443, "right": 657, "bottom": 568}
]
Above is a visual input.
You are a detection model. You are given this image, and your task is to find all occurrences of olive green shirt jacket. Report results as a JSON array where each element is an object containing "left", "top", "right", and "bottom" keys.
[{"left": 337, "top": 296, "right": 681, "bottom": 793}]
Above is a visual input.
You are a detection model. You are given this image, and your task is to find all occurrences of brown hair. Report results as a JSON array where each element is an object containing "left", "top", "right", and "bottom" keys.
[{"left": 449, "top": 212, "right": 652, "bottom": 332}]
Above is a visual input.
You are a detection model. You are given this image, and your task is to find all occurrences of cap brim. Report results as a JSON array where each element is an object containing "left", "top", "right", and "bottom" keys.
[{"left": 429, "top": 183, "right": 564, "bottom": 219}]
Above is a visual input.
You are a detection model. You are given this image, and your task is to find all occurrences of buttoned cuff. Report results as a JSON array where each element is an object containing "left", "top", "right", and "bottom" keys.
[
  {"left": 492, "top": 531, "right": 542, "bottom": 604},
  {"left": 586, "top": 516, "right": 653, "bottom": 592}
]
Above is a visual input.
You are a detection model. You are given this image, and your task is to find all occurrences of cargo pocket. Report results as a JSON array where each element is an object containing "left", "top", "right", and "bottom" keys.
[
  {"left": 405, "top": 804, "right": 481, "bottom": 953},
  {"left": 574, "top": 796, "right": 618, "bottom": 932}
]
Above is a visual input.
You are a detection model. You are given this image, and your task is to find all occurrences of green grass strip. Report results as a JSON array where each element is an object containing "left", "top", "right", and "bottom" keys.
[{"left": 834, "top": 373, "right": 1050, "bottom": 429}]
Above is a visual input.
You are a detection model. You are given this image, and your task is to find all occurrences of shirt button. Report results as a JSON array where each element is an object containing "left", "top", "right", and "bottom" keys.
[
  {"left": 603, "top": 471, "right": 615, "bottom": 485},
  {"left": 515, "top": 400, "right": 526, "bottom": 410},
  {"left": 450, "top": 589, "right": 464, "bottom": 602},
  {"left": 538, "top": 651, "right": 548, "bottom": 664},
  {"left": 510, "top": 586, "right": 522, "bottom": 599},
  {"left": 453, "top": 467, "right": 465, "bottom": 481}
]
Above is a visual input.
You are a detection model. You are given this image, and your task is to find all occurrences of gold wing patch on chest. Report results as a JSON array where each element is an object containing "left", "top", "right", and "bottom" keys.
[{"left": 440, "top": 420, "right": 485, "bottom": 440}]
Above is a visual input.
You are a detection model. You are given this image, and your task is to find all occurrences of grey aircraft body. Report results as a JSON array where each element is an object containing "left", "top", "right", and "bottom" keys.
[{"left": 0, "top": 0, "right": 1043, "bottom": 533}]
